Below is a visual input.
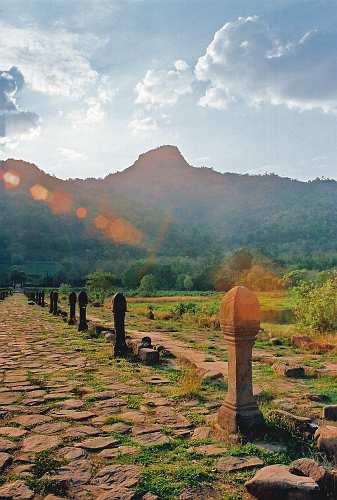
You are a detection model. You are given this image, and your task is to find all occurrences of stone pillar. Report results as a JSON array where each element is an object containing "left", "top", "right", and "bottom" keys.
[
  {"left": 52, "top": 291, "right": 59, "bottom": 316},
  {"left": 41, "top": 291, "right": 45, "bottom": 308},
  {"left": 112, "top": 292, "right": 128, "bottom": 357},
  {"left": 68, "top": 292, "right": 77, "bottom": 325},
  {"left": 218, "top": 286, "right": 263, "bottom": 434},
  {"left": 49, "top": 291, "right": 54, "bottom": 314},
  {"left": 78, "top": 291, "right": 88, "bottom": 332}
]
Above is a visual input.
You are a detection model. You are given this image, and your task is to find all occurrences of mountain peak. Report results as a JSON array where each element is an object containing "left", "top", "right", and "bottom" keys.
[{"left": 133, "top": 145, "right": 190, "bottom": 170}]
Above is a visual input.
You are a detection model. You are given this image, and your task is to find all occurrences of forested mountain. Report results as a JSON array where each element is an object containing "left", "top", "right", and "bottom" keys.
[{"left": 1, "top": 145, "right": 337, "bottom": 284}]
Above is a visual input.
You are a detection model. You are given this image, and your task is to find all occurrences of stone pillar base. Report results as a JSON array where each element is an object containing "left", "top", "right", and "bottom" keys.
[{"left": 218, "top": 400, "right": 264, "bottom": 434}]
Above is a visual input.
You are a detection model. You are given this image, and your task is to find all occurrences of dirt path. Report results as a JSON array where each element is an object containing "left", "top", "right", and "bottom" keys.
[{"left": 0, "top": 294, "right": 231, "bottom": 499}]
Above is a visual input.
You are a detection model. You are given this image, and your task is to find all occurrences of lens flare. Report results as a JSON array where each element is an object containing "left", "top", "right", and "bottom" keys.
[
  {"left": 48, "top": 191, "right": 73, "bottom": 215},
  {"left": 30, "top": 184, "right": 49, "bottom": 201},
  {"left": 94, "top": 214, "right": 109, "bottom": 230},
  {"left": 3, "top": 171, "right": 20, "bottom": 189},
  {"left": 107, "top": 218, "right": 143, "bottom": 246},
  {"left": 76, "top": 207, "right": 87, "bottom": 219}
]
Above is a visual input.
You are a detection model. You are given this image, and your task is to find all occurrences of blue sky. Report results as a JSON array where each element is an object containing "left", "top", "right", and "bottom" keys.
[{"left": 1, "top": 0, "right": 337, "bottom": 180}]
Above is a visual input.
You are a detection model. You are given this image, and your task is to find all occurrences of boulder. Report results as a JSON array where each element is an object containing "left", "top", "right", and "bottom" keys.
[
  {"left": 290, "top": 458, "right": 326, "bottom": 487},
  {"left": 323, "top": 405, "right": 337, "bottom": 421},
  {"left": 268, "top": 409, "right": 318, "bottom": 437},
  {"left": 245, "top": 464, "right": 320, "bottom": 499},
  {"left": 138, "top": 348, "right": 159, "bottom": 365},
  {"left": 272, "top": 362, "right": 305, "bottom": 378},
  {"left": 314, "top": 425, "right": 337, "bottom": 460}
]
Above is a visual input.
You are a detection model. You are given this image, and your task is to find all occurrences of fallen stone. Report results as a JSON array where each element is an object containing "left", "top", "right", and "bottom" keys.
[
  {"left": 0, "top": 438, "right": 17, "bottom": 452},
  {"left": 92, "top": 464, "right": 141, "bottom": 490},
  {"left": 290, "top": 458, "right": 326, "bottom": 489},
  {"left": 323, "top": 405, "right": 337, "bottom": 421},
  {"left": 98, "top": 446, "right": 139, "bottom": 460},
  {"left": 267, "top": 409, "right": 318, "bottom": 437},
  {"left": 53, "top": 410, "right": 95, "bottom": 421},
  {"left": 314, "top": 425, "right": 337, "bottom": 460},
  {"left": 191, "top": 426, "right": 212, "bottom": 440},
  {"left": 21, "top": 434, "right": 61, "bottom": 453},
  {"left": 202, "top": 371, "right": 224, "bottom": 383},
  {"left": 101, "top": 422, "right": 130, "bottom": 434},
  {"left": 272, "top": 362, "right": 305, "bottom": 378},
  {"left": 138, "top": 348, "right": 159, "bottom": 365},
  {"left": 44, "top": 459, "right": 92, "bottom": 489},
  {"left": 132, "top": 424, "right": 163, "bottom": 435},
  {"left": 77, "top": 436, "right": 118, "bottom": 451},
  {"left": 0, "top": 452, "right": 12, "bottom": 472},
  {"left": 0, "top": 427, "right": 27, "bottom": 438},
  {"left": 0, "top": 480, "right": 34, "bottom": 499},
  {"left": 179, "top": 485, "right": 223, "bottom": 499},
  {"left": 217, "top": 455, "right": 263, "bottom": 473},
  {"left": 245, "top": 464, "right": 320, "bottom": 499},
  {"left": 56, "top": 399, "right": 84, "bottom": 410},
  {"left": 136, "top": 432, "right": 170, "bottom": 447},
  {"left": 12, "top": 414, "right": 52, "bottom": 427}
]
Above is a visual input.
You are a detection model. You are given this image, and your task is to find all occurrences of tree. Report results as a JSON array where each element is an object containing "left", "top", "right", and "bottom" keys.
[
  {"left": 139, "top": 274, "right": 157, "bottom": 295},
  {"left": 86, "top": 271, "right": 116, "bottom": 304},
  {"left": 228, "top": 249, "right": 253, "bottom": 273},
  {"left": 183, "top": 275, "right": 193, "bottom": 290}
]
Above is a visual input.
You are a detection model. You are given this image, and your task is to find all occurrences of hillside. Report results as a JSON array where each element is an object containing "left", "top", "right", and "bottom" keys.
[{"left": 1, "top": 145, "right": 337, "bottom": 283}]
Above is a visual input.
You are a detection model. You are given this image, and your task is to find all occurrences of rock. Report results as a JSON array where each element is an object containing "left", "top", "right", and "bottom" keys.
[
  {"left": 179, "top": 485, "right": 223, "bottom": 499},
  {"left": 0, "top": 452, "right": 12, "bottom": 472},
  {"left": 0, "top": 480, "right": 34, "bottom": 499},
  {"left": 292, "top": 336, "right": 313, "bottom": 349},
  {"left": 314, "top": 425, "right": 337, "bottom": 460},
  {"left": 96, "top": 488, "right": 137, "bottom": 500},
  {"left": 98, "top": 446, "right": 139, "bottom": 460},
  {"left": 202, "top": 371, "right": 224, "bottom": 383},
  {"left": 12, "top": 414, "right": 52, "bottom": 427},
  {"left": 192, "top": 426, "right": 212, "bottom": 440},
  {"left": 21, "top": 434, "right": 61, "bottom": 453},
  {"left": 101, "top": 423, "right": 130, "bottom": 434},
  {"left": 0, "top": 438, "right": 17, "bottom": 452},
  {"left": 217, "top": 455, "right": 264, "bottom": 473},
  {"left": 92, "top": 464, "right": 141, "bottom": 490},
  {"left": 267, "top": 409, "right": 318, "bottom": 437},
  {"left": 0, "top": 427, "right": 27, "bottom": 438},
  {"left": 323, "top": 405, "right": 337, "bottom": 421},
  {"left": 53, "top": 410, "right": 95, "bottom": 420},
  {"left": 188, "top": 444, "right": 226, "bottom": 456},
  {"left": 270, "top": 338, "right": 283, "bottom": 346},
  {"left": 135, "top": 432, "right": 170, "bottom": 446},
  {"left": 56, "top": 399, "right": 84, "bottom": 410},
  {"left": 132, "top": 424, "right": 163, "bottom": 435},
  {"left": 138, "top": 348, "right": 159, "bottom": 365},
  {"left": 272, "top": 362, "right": 305, "bottom": 378},
  {"left": 44, "top": 459, "right": 92, "bottom": 489},
  {"left": 59, "top": 447, "right": 86, "bottom": 461},
  {"left": 290, "top": 458, "right": 326, "bottom": 489},
  {"left": 77, "top": 436, "right": 118, "bottom": 451},
  {"left": 245, "top": 464, "right": 320, "bottom": 499},
  {"left": 307, "top": 394, "right": 328, "bottom": 403}
]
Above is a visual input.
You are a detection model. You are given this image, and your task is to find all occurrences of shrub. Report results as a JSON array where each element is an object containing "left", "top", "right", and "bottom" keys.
[
  {"left": 139, "top": 274, "right": 157, "bottom": 295},
  {"left": 175, "top": 360, "right": 203, "bottom": 399},
  {"left": 295, "top": 278, "right": 337, "bottom": 332}
]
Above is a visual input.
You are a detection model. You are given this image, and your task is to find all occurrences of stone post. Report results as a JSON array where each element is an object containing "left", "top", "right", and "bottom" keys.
[
  {"left": 41, "top": 291, "right": 45, "bottom": 307},
  {"left": 217, "top": 286, "right": 263, "bottom": 434},
  {"left": 52, "top": 291, "right": 59, "bottom": 316},
  {"left": 112, "top": 292, "right": 128, "bottom": 357},
  {"left": 78, "top": 291, "right": 88, "bottom": 331},
  {"left": 49, "top": 291, "right": 53, "bottom": 314},
  {"left": 68, "top": 291, "right": 77, "bottom": 325}
]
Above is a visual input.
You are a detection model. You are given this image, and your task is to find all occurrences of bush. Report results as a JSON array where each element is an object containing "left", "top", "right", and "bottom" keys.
[
  {"left": 139, "top": 274, "right": 157, "bottom": 295},
  {"left": 295, "top": 278, "right": 337, "bottom": 332},
  {"left": 58, "top": 283, "right": 72, "bottom": 298}
]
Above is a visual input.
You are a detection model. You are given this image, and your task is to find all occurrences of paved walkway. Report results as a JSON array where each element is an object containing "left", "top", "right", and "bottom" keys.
[{"left": 0, "top": 294, "right": 217, "bottom": 499}]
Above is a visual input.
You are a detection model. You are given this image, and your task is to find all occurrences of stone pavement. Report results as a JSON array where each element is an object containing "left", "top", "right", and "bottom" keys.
[{"left": 0, "top": 294, "right": 217, "bottom": 500}]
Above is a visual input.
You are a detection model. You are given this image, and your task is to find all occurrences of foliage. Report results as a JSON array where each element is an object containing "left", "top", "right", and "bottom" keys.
[
  {"left": 294, "top": 278, "right": 337, "bottom": 332},
  {"left": 86, "top": 270, "right": 116, "bottom": 304},
  {"left": 175, "top": 361, "right": 203, "bottom": 399},
  {"left": 58, "top": 283, "right": 72, "bottom": 297},
  {"left": 139, "top": 274, "right": 157, "bottom": 294}
]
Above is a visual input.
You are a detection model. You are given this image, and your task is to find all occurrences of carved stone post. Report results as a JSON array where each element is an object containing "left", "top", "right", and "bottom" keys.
[
  {"left": 218, "top": 286, "right": 263, "bottom": 434},
  {"left": 52, "top": 291, "right": 58, "bottom": 316},
  {"left": 78, "top": 291, "right": 88, "bottom": 332},
  {"left": 112, "top": 292, "right": 128, "bottom": 357},
  {"left": 68, "top": 292, "right": 77, "bottom": 325},
  {"left": 49, "top": 291, "right": 53, "bottom": 314}
]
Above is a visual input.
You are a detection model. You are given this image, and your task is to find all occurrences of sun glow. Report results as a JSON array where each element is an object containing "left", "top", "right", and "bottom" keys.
[
  {"left": 30, "top": 184, "right": 49, "bottom": 201},
  {"left": 3, "top": 171, "right": 20, "bottom": 189}
]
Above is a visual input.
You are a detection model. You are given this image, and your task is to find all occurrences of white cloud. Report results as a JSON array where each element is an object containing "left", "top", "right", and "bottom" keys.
[
  {"left": 135, "top": 59, "right": 193, "bottom": 107},
  {"left": 0, "top": 22, "right": 106, "bottom": 98},
  {"left": 58, "top": 147, "right": 87, "bottom": 161},
  {"left": 195, "top": 16, "right": 337, "bottom": 114},
  {"left": 128, "top": 116, "right": 158, "bottom": 134}
]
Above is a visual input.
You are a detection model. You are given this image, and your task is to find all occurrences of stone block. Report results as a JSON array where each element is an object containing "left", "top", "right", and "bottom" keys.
[
  {"left": 272, "top": 362, "right": 305, "bottom": 378},
  {"left": 138, "top": 348, "right": 159, "bottom": 365},
  {"left": 323, "top": 405, "right": 337, "bottom": 421}
]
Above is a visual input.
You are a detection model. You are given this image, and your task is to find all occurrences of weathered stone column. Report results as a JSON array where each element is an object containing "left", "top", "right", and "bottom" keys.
[
  {"left": 78, "top": 291, "right": 88, "bottom": 332},
  {"left": 112, "top": 292, "right": 128, "bottom": 357},
  {"left": 49, "top": 291, "right": 54, "bottom": 314},
  {"left": 218, "top": 286, "right": 263, "bottom": 434},
  {"left": 52, "top": 291, "right": 59, "bottom": 316},
  {"left": 68, "top": 292, "right": 77, "bottom": 325}
]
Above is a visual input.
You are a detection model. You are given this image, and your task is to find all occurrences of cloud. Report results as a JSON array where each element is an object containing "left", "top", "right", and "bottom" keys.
[
  {"left": 0, "top": 66, "right": 40, "bottom": 144},
  {"left": 135, "top": 60, "right": 193, "bottom": 107},
  {"left": 128, "top": 116, "right": 158, "bottom": 134},
  {"left": 195, "top": 16, "right": 337, "bottom": 113},
  {"left": 0, "top": 22, "right": 106, "bottom": 99},
  {"left": 58, "top": 147, "right": 87, "bottom": 161}
]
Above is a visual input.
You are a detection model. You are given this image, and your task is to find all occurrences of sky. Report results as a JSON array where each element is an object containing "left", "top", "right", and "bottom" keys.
[{"left": 1, "top": 0, "right": 337, "bottom": 180}]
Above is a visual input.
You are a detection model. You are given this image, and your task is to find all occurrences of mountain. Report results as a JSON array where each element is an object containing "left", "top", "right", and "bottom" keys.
[{"left": 1, "top": 144, "right": 337, "bottom": 283}]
